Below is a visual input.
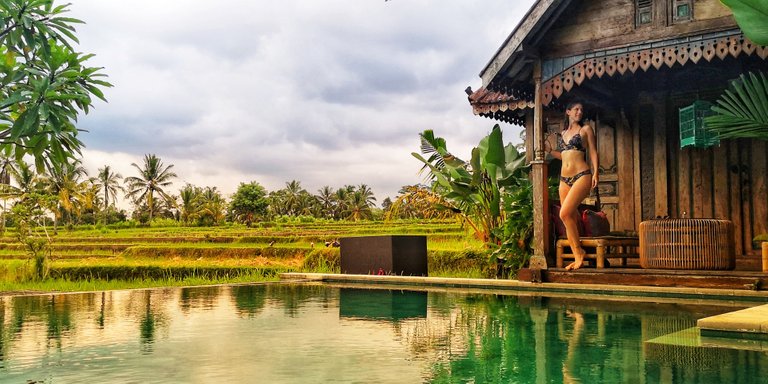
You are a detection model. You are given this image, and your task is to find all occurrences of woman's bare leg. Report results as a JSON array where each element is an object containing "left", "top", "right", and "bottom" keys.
[{"left": 559, "top": 175, "right": 592, "bottom": 270}]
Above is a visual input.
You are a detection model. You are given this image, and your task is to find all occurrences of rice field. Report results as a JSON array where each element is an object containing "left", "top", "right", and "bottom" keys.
[{"left": 0, "top": 219, "right": 490, "bottom": 293}]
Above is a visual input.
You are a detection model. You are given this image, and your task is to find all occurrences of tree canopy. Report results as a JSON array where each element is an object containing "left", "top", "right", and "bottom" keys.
[{"left": 0, "top": 0, "right": 111, "bottom": 171}]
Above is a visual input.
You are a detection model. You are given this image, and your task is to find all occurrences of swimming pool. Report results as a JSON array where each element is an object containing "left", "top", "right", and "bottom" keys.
[{"left": 0, "top": 283, "right": 765, "bottom": 383}]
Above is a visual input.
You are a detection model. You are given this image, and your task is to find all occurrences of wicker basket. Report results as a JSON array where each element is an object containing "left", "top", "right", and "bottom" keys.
[{"left": 639, "top": 219, "right": 734, "bottom": 270}]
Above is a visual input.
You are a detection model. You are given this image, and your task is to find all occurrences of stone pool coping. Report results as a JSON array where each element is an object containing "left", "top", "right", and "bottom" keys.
[
  {"left": 280, "top": 272, "right": 768, "bottom": 303},
  {"left": 697, "top": 304, "right": 768, "bottom": 339},
  {"left": 282, "top": 273, "right": 768, "bottom": 338}
]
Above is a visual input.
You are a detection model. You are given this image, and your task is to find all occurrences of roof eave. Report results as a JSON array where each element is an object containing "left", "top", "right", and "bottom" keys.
[{"left": 479, "top": 0, "right": 571, "bottom": 87}]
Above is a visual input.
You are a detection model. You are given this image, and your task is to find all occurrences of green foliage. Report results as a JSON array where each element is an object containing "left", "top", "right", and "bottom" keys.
[
  {"left": 720, "top": 0, "right": 768, "bottom": 45},
  {"left": 412, "top": 125, "right": 528, "bottom": 244},
  {"left": 0, "top": 0, "right": 111, "bottom": 172},
  {"left": 301, "top": 248, "right": 340, "bottom": 272},
  {"left": 48, "top": 266, "right": 285, "bottom": 281},
  {"left": 8, "top": 191, "right": 57, "bottom": 280},
  {"left": 490, "top": 175, "right": 534, "bottom": 273},
  {"left": 125, "top": 154, "right": 178, "bottom": 222},
  {"left": 228, "top": 181, "right": 269, "bottom": 225},
  {"left": 428, "top": 249, "right": 493, "bottom": 277},
  {"left": 704, "top": 71, "right": 768, "bottom": 140}
]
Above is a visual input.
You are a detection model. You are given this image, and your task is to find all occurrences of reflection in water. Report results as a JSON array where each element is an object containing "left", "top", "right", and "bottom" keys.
[
  {"left": 339, "top": 288, "right": 427, "bottom": 321},
  {"left": 0, "top": 285, "right": 766, "bottom": 383}
]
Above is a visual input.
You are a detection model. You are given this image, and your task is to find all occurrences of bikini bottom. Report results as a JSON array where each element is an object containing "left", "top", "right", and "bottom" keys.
[{"left": 560, "top": 169, "right": 592, "bottom": 187}]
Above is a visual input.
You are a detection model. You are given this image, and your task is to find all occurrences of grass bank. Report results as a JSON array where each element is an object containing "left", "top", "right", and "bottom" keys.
[{"left": 1, "top": 219, "right": 492, "bottom": 294}]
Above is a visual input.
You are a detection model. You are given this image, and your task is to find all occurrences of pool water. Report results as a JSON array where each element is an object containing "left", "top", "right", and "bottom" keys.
[{"left": 0, "top": 283, "right": 766, "bottom": 383}]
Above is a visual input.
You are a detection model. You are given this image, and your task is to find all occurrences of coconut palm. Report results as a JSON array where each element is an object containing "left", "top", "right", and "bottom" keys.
[
  {"left": 346, "top": 191, "right": 373, "bottom": 221},
  {"left": 356, "top": 184, "right": 377, "bottom": 207},
  {"left": 0, "top": 155, "right": 16, "bottom": 232},
  {"left": 283, "top": 180, "right": 305, "bottom": 216},
  {"left": 124, "top": 154, "right": 178, "bottom": 222},
  {"left": 178, "top": 184, "right": 200, "bottom": 225},
  {"left": 317, "top": 185, "right": 335, "bottom": 218},
  {"left": 45, "top": 161, "right": 90, "bottom": 227},
  {"left": 95, "top": 166, "right": 125, "bottom": 210},
  {"left": 198, "top": 186, "right": 226, "bottom": 225}
]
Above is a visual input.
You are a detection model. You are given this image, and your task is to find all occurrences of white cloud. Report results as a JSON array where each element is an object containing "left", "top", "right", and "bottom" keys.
[{"left": 72, "top": 0, "right": 535, "bottom": 207}]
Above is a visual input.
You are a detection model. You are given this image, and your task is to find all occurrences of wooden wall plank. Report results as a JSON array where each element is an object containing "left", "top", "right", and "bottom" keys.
[
  {"left": 654, "top": 99, "right": 668, "bottom": 218},
  {"left": 692, "top": 148, "right": 706, "bottom": 218},
  {"left": 728, "top": 140, "right": 743, "bottom": 256},
  {"left": 678, "top": 147, "right": 692, "bottom": 218},
  {"left": 701, "top": 149, "right": 714, "bottom": 217},
  {"left": 713, "top": 144, "right": 729, "bottom": 220},
  {"left": 752, "top": 140, "right": 768, "bottom": 245},
  {"left": 633, "top": 105, "right": 643, "bottom": 228},
  {"left": 597, "top": 121, "right": 616, "bottom": 176},
  {"left": 741, "top": 140, "right": 754, "bottom": 255},
  {"left": 617, "top": 111, "right": 635, "bottom": 231}
]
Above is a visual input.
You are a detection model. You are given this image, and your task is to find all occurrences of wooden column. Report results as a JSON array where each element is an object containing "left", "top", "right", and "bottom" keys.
[{"left": 530, "top": 60, "right": 550, "bottom": 269}]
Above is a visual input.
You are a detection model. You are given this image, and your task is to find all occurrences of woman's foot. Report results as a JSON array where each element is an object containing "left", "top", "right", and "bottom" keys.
[{"left": 565, "top": 249, "right": 585, "bottom": 270}]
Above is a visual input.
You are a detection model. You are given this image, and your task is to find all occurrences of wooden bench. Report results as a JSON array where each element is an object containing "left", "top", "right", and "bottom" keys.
[{"left": 556, "top": 236, "right": 640, "bottom": 269}]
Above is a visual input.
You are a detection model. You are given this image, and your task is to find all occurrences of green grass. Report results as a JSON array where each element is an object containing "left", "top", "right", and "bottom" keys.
[{"left": 0, "top": 219, "right": 497, "bottom": 293}]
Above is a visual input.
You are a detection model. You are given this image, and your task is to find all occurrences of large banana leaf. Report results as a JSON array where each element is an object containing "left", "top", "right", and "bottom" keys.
[
  {"left": 721, "top": 0, "right": 768, "bottom": 45},
  {"left": 704, "top": 71, "right": 768, "bottom": 140}
]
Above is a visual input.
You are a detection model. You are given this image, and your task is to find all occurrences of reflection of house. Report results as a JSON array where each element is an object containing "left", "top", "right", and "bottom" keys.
[{"left": 469, "top": 0, "right": 767, "bottom": 265}]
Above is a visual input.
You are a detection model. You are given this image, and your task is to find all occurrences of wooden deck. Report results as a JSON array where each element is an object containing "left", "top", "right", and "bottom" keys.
[
  {"left": 526, "top": 252, "right": 766, "bottom": 290},
  {"left": 539, "top": 268, "right": 768, "bottom": 291}
]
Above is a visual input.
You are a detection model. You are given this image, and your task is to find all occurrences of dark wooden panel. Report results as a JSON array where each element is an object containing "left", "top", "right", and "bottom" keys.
[
  {"left": 728, "top": 140, "right": 743, "bottom": 255},
  {"left": 752, "top": 140, "right": 768, "bottom": 245},
  {"left": 713, "top": 144, "right": 730, "bottom": 220},
  {"left": 639, "top": 104, "right": 656, "bottom": 220},
  {"left": 654, "top": 99, "right": 668, "bottom": 217},
  {"left": 617, "top": 111, "right": 636, "bottom": 231},
  {"left": 740, "top": 140, "right": 753, "bottom": 254},
  {"left": 678, "top": 147, "right": 692, "bottom": 218}
]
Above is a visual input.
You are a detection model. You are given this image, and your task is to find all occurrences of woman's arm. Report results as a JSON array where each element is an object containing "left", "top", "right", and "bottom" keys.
[
  {"left": 583, "top": 123, "right": 599, "bottom": 189},
  {"left": 545, "top": 135, "right": 562, "bottom": 160}
]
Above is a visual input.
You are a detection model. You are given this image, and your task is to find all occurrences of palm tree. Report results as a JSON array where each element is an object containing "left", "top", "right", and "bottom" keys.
[
  {"left": 124, "top": 154, "right": 178, "bottom": 222},
  {"left": 0, "top": 155, "right": 16, "bottom": 232},
  {"left": 283, "top": 180, "right": 304, "bottom": 216},
  {"left": 346, "top": 191, "right": 373, "bottom": 221},
  {"left": 45, "top": 161, "right": 89, "bottom": 227},
  {"left": 316, "top": 186, "right": 335, "bottom": 218},
  {"left": 178, "top": 184, "right": 200, "bottom": 225},
  {"left": 95, "top": 166, "right": 124, "bottom": 210},
  {"left": 333, "top": 187, "right": 351, "bottom": 220},
  {"left": 356, "top": 184, "right": 377, "bottom": 207},
  {"left": 198, "top": 186, "right": 226, "bottom": 225}
]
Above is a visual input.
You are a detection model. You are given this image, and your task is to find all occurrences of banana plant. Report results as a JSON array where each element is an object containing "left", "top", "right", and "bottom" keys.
[
  {"left": 704, "top": 71, "right": 768, "bottom": 140},
  {"left": 720, "top": 0, "right": 768, "bottom": 45},
  {"left": 412, "top": 124, "right": 527, "bottom": 243}
]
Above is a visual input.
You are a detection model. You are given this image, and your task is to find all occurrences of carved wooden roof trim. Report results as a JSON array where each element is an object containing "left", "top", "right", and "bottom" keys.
[{"left": 540, "top": 31, "right": 767, "bottom": 106}]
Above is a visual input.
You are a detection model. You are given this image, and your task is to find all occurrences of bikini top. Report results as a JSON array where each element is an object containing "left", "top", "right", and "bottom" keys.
[{"left": 557, "top": 132, "right": 586, "bottom": 152}]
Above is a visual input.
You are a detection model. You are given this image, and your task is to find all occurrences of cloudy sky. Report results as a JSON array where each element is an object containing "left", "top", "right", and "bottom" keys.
[{"left": 71, "top": 0, "right": 535, "bottom": 208}]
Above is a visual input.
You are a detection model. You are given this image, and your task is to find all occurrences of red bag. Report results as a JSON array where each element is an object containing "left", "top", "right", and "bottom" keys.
[{"left": 551, "top": 190, "right": 610, "bottom": 238}]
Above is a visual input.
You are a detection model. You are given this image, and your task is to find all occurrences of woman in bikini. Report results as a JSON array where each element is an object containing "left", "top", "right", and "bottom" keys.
[{"left": 546, "top": 101, "right": 599, "bottom": 270}]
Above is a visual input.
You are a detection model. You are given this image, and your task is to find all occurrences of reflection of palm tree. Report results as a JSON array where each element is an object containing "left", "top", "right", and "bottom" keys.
[
  {"left": 125, "top": 154, "right": 177, "bottom": 222},
  {"left": 140, "top": 291, "right": 156, "bottom": 352},
  {"left": 563, "top": 310, "right": 584, "bottom": 384},
  {"left": 231, "top": 285, "right": 267, "bottom": 317}
]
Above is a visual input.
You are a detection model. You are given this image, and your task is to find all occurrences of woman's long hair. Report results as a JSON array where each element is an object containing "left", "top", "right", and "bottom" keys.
[{"left": 562, "top": 101, "right": 585, "bottom": 132}]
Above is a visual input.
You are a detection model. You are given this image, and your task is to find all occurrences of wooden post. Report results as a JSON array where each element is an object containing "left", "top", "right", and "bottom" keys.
[
  {"left": 529, "top": 60, "right": 550, "bottom": 269},
  {"left": 762, "top": 242, "right": 768, "bottom": 273}
]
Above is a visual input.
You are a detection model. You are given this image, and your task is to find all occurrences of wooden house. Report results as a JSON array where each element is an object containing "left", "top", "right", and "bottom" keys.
[{"left": 469, "top": 0, "right": 768, "bottom": 269}]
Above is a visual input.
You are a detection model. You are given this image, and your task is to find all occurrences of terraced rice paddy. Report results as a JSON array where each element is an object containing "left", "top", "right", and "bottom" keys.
[{"left": 0, "top": 220, "right": 488, "bottom": 292}]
